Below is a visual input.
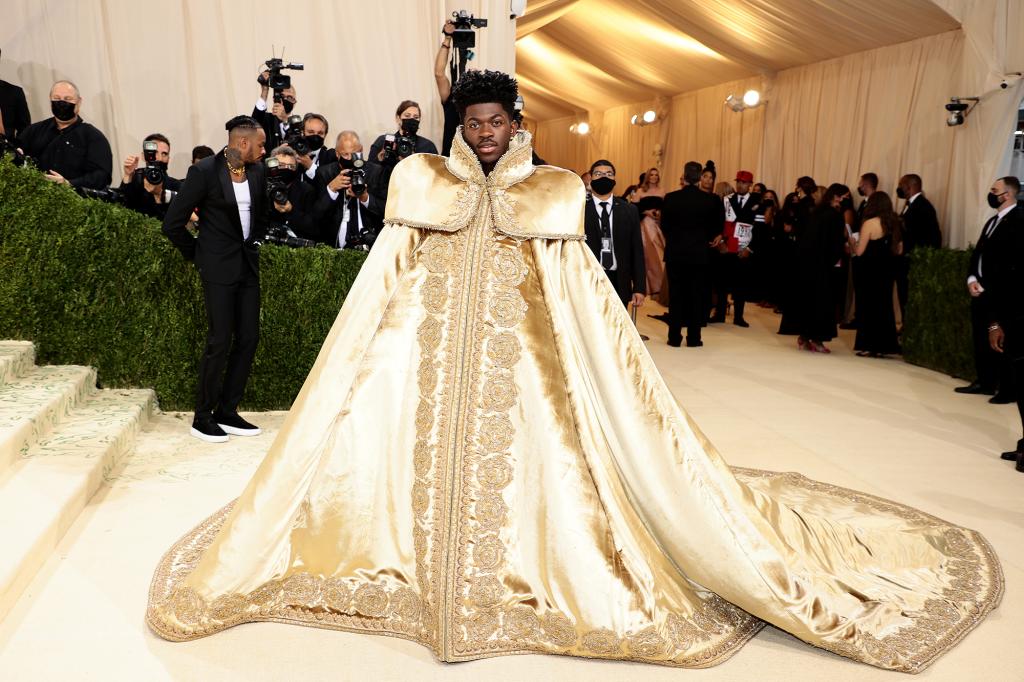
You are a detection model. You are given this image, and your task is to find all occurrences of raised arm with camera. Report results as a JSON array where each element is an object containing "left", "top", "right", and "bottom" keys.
[
  {"left": 119, "top": 133, "right": 182, "bottom": 219},
  {"left": 252, "top": 58, "right": 303, "bottom": 152}
]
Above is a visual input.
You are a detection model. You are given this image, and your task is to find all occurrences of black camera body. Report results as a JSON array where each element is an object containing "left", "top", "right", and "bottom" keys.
[
  {"left": 0, "top": 135, "right": 28, "bottom": 167},
  {"left": 264, "top": 156, "right": 297, "bottom": 206},
  {"left": 142, "top": 139, "right": 167, "bottom": 185},
  {"left": 382, "top": 118, "right": 420, "bottom": 164},
  {"left": 258, "top": 57, "right": 304, "bottom": 103},
  {"left": 76, "top": 186, "right": 125, "bottom": 204},
  {"left": 283, "top": 115, "right": 315, "bottom": 157},
  {"left": 265, "top": 224, "right": 317, "bottom": 248},
  {"left": 348, "top": 158, "right": 368, "bottom": 197},
  {"left": 452, "top": 10, "right": 487, "bottom": 49}
]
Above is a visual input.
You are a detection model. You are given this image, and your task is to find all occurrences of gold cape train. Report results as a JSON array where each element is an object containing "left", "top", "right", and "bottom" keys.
[{"left": 146, "top": 129, "right": 1002, "bottom": 673}]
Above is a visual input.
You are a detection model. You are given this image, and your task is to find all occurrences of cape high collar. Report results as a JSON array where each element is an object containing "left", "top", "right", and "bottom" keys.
[{"left": 445, "top": 127, "right": 536, "bottom": 190}]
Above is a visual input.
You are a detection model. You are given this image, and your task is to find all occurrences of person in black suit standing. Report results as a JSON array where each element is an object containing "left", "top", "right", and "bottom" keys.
[
  {"left": 314, "top": 131, "right": 386, "bottom": 249},
  {"left": 584, "top": 160, "right": 646, "bottom": 311},
  {"left": 957, "top": 177, "right": 1022, "bottom": 400},
  {"left": 714, "top": 170, "right": 764, "bottom": 327},
  {"left": 0, "top": 50, "right": 30, "bottom": 140},
  {"left": 660, "top": 161, "right": 725, "bottom": 347},
  {"left": 895, "top": 173, "right": 941, "bottom": 320},
  {"left": 980, "top": 176, "right": 1024, "bottom": 471},
  {"left": 162, "top": 116, "right": 268, "bottom": 443}
]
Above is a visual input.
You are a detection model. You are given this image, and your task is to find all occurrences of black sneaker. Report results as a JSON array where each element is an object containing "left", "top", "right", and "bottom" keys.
[
  {"left": 214, "top": 411, "right": 262, "bottom": 437},
  {"left": 191, "top": 419, "right": 229, "bottom": 443}
]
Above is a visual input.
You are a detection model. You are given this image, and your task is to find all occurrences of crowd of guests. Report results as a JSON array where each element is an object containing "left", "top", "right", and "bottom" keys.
[{"left": 578, "top": 159, "right": 948, "bottom": 355}]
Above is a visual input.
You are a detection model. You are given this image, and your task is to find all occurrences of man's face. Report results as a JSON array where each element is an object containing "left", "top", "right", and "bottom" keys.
[
  {"left": 282, "top": 87, "right": 297, "bottom": 105},
  {"left": 735, "top": 180, "right": 751, "bottom": 195},
  {"left": 303, "top": 118, "right": 327, "bottom": 138},
  {"left": 336, "top": 134, "right": 360, "bottom": 159},
  {"left": 240, "top": 129, "right": 266, "bottom": 163},
  {"left": 991, "top": 180, "right": 1009, "bottom": 205},
  {"left": 152, "top": 141, "right": 170, "bottom": 164},
  {"left": 463, "top": 102, "right": 518, "bottom": 167},
  {"left": 50, "top": 82, "right": 81, "bottom": 117},
  {"left": 274, "top": 153, "right": 297, "bottom": 172}
]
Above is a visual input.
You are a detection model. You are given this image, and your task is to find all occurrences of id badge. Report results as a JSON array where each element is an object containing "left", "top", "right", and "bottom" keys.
[
  {"left": 601, "top": 238, "right": 611, "bottom": 251},
  {"left": 735, "top": 222, "right": 753, "bottom": 249}
]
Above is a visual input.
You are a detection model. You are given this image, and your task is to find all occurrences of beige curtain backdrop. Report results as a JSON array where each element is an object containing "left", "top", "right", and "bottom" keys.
[{"left": 0, "top": 0, "right": 516, "bottom": 179}]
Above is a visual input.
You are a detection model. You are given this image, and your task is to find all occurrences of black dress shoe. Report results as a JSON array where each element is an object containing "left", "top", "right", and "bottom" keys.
[
  {"left": 648, "top": 313, "right": 670, "bottom": 324},
  {"left": 1000, "top": 450, "right": 1021, "bottom": 461},
  {"left": 214, "top": 411, "right": 262, "bottom": 436},
  {"left": 1017, "top": 454, "right": 1024, "bottom": 473},
  {"left": 686, "top": 339, "right": 704, "bottom": 347},
  {"left": 989, "top": 393, "right": 1016, "bottom": 404},
  {"left": 733, "top": 319, "right": 750, "bottom": 328},
  {"left": 191, "top": 419, "right": 229, "bottom": 444},
  {"left": 667, "top": 337, "right": 682, "bottom": 348},
  {"left": 954, "top": 382, "right": 994, "bottom": 395}
]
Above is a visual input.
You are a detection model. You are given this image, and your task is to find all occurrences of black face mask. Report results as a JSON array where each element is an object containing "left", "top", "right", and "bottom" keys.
[
  {"left": 840, "top": 196, "right": 854, "bottom": 211},
  {"left": 896, "top": 186, "right": 907, "bottom": 200},
  {"left": 282, "top": 100, "right": 295, "bottom": 114},
  {"left": 401, "top": 118, "right": 420, "bottom": 136},
  {"left": 856, "top": 187, "right": 866, "bottom": 197},
  {"left": 304, "top": 135, "right": 325, "bottom": 152},
  {"left": 988, "top": 192, "right": 1004, "bottom": 209},
  {"left": 590, "top": 177, "right": 616, "bottom": 195},
  {"left": 51, "top": 99, "right": 76, "bottom": 122}
]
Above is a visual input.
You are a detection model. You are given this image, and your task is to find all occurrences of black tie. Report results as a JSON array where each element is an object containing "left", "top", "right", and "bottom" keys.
[
  {"left": 599, "top": 202, "right": 614, "bottom": 269},
  {"left": 981, "top": 214, "right": 1000, "bottom": 240}
]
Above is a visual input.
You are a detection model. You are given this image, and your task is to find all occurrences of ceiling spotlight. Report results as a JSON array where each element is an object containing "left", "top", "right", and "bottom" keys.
[
  {"left": 631, "top": 114, "right": 639, "bottom": 125},
  {"left": 742, "top": 89, "right": 761, "bottom": 107},
  {"left": 569, "top": 123, "right": 577, "bottom": 133},
  {"left": 724, "top": 94, "right": 744, "bottom": 112},
  {"left": 576, "top": 122, "right": 590, "bottom": 135},
  {"left": 643, "top": 110, "right": 656, "bottom": 123},
  {"left": 944, "top": 97, "right": 978, "bottom": 127}
]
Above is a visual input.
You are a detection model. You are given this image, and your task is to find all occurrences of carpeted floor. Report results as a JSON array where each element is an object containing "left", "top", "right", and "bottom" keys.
[{"left": 0, "top": 303, "right": 1019, "bottom": 681}]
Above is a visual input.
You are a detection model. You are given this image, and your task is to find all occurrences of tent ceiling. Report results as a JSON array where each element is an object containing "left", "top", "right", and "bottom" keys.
[{"left": 516, "top": 0, "right": 960, "bottom": 120}]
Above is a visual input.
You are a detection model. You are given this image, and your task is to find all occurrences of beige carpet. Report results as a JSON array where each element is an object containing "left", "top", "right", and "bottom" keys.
[{"left": 0, "top": 304, "right": 1019, "bottom": 681}]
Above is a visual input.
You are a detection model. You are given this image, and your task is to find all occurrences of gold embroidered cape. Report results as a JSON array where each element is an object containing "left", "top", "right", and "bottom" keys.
[{"left": 146, "top": 130, "right": 1001, "bottom": 672}]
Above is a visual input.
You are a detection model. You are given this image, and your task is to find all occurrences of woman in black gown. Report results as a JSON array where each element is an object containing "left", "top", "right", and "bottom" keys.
[
  {"left": 852, "top": 191, "right": 903, "bottom": 357},
  {"left": 794, "top": 183, "right": 850, "bottom": 353},
  {"left": 777, "top": 177, "right": 818, "bottom": 335}
]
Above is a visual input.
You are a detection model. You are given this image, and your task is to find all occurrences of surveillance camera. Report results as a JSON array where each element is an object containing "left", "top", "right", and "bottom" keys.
[
  {"left": 945, "top": 101, "right": 968, "bottom": 112},
  {"left": 947, "top": 112, "right": 964, "bottom": 127}
]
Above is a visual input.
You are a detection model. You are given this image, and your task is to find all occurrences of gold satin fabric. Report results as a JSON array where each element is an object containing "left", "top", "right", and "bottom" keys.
[{"left": 146, "top": 130, "right": 1001, "bottom": 672}]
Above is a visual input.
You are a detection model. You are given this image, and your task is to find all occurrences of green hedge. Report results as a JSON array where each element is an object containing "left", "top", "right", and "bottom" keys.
[
  {"left": 903, "top": 247, "right": 973, "bottom": 380},
  {"left": 0, "top": 159, "right": 366, "bottom": 411}
]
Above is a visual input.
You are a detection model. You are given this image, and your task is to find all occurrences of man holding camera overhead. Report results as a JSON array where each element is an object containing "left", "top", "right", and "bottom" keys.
[
  {"left": 315, "top": 130, "right": 384, "bottom": 251},
  {"left": 118, "top": 132, "right": 181, "bottom": 219},
  {"left": 161, "top": 115, "right": 268, "bottom": 444},
  {"left": 253, "top": 62, "right": 300, "bottom": 151}
]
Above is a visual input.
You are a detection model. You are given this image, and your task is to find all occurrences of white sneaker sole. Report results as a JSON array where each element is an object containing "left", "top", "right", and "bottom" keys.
[
  {"left": 218, "top": 423, "right": 262, "bottom": 437},
  {"left": 190, "top": 426, "right": 229, "bottom": 443}
]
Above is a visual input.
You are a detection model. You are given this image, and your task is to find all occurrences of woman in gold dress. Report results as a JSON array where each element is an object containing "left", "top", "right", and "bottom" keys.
[{"left": 146, "top": 71, "right": 1001, "bottom": 673}]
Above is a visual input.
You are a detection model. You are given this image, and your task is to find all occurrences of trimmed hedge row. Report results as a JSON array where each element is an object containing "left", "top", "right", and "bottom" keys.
[
  {"left": 0, "top": 159, "right": 978, "bottom": 410},
  {"left": 902, "top": 247, "right": 973, "bottom": 380},
  {"left": 0, "top": 159, "right": 366, "bottom": 411}
]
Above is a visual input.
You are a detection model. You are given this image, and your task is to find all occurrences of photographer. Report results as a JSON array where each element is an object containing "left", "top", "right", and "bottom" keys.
[
  {"left": 266, "top": 144, "right": 318, "bottom": 242},
  {"left": 286, "top": 113, "right": 336, "bottom": 185},
  {"left": 17, "top": 80, "right": 112, "bottom": 190},
  {"left": 315, "top": 130, "right": 384, "bottom": 250},
  {"left": 118, "top": 133, "right": 182, "bottom": 220},
  {"left": 253, "top": 66, "right": 298, "bottom": 151},
  {"left": 436, "top": 20, "right": 460, "bottom": 156},
  {"left": 368, "top": 100, "right": 438, "bottom": 167}
]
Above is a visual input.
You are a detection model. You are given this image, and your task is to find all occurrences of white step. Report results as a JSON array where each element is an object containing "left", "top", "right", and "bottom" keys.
[
  {"left": 0, "top": 388, "right": 155, "bottom": 623},
  {"left": 0, "top": 365, "right": 96, "bottom": 479},
  {"left": 0, "top": 341, "right": 35, "bottom": 387}
]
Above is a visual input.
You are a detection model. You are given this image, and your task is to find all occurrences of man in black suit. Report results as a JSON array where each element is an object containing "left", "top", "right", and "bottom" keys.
[
  {"left": 266, "top": 144, "right": 319, "bottom": 242},
  {"left": 661, "top": 161, "right": 725, "bottom": 347},
  {"left": 0, "top": 49, "right": 31, "bottom": 140},
  {"left": 713, "top": 170, "right": 764, "bottom": 327},
  {"left": 958, "top": 176, "right": 1021, "bottom": 400},
  {"left": 895, "top": 173, "right": 941, "bottom": 319},
  {"left": 583, "top": 159, "right": 646, "bottom": 310},
  {"left": 314, "top": 131, "right": 385, "bottom": 249},
  {"left": 981, "top": 176, "right": 1024, "bottom": 472},
  {"left": 162, "top": 116, "right": 268, "bottom": 443}
]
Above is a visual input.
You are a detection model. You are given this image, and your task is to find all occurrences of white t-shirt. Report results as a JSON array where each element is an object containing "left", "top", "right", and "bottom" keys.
[{"left": 232, "top": 181, "right": 252, "bottom": 240}]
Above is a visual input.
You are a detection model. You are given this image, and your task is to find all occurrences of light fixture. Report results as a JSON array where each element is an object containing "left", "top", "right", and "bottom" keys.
[
  {"left": 643, "top": 109, "right": 656, "bottom": 124},
  {"left": 944, "top": 97, "right": 979, "bottom": 127},
  {"left": 569, "top": 123, "right": 577, "bottom": 133},
  {"left": 742, "top": 89, "right": 761, "bottom": 107},
  {"left": 631, "top": 114, "right": 639, "bottom": 125},
  {"left": 576, "top": 122, "right": 590, "bottom": 135},
  {"left": 725, "top": 90, "right": 764, "bottom": 113},
  {"left": 630, "top": 110, "right": 658, "bottom": 127},
  {"left": 724, "top": 94, "right": 744, "bottom": 112}
]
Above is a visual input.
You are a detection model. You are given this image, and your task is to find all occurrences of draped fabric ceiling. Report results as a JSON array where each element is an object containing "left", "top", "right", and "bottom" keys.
[{"left": 516, "top": 0, "right": 1024, "bottom": 249}]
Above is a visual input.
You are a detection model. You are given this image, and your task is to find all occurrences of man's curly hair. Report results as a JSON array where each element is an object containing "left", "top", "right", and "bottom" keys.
[{"left": 450, "top": 70, "right": 518, "bottom": 121}]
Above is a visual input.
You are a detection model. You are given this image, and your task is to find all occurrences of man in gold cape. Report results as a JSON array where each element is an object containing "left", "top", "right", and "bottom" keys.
[{"left": 147, "top": 71, "right": 1001, "bottom": 673}]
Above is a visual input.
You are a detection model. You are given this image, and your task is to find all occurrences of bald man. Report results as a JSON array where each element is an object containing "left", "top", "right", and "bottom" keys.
[{"left": 17, "top": 80, "right": 112, "bottom": 189}]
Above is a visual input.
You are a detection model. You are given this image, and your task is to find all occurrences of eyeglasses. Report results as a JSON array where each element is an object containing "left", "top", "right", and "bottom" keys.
[{"left": 592, "top": 171, "right": 615, "bottom": 179}]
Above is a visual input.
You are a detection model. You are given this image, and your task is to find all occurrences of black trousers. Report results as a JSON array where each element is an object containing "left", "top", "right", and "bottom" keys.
[
  {"left": 603, "top": 268, "right": 630, "bottom": 307},
  {"left": 195, "top": 276, "right": 260, "bottom": 419},
  {"left": 1004, "top": 319, "right": 1024, "bottom": 447},
  {"left": 712, "top": 253, "right": 753, "bottom": 321},
  {"left": 895, "top": 254, "right": 910, "bottom": 320},
  {"left": 970, "top": 296, "right": 1002, "bottom": 391},
  {"left": 667, "top": 263, "right": 707, "bottom": 344}
]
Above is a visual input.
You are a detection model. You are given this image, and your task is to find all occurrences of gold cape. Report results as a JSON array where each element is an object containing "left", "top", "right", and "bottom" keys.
[{"left": 146, "top": 130, "right": 1002, "bottom": 672}]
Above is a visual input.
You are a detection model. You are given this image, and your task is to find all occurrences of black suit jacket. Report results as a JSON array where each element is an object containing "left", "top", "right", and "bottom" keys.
[
  {"left": 0, "top": 80, "right": 31, "bottom": 139},
  {"left": 660, "top": 185, "right": 724, "bottom": 266},
  {"left": 976, "top": 205, "right": 1024, "bottom": 326},
  {"left": 584, "top": 195, "right": 646, "bottom": 299},
  {"left": 727, "top": 191, "right": 766, "bottom": 254},
  {"left": 162, "top": 151, "right": 267, "bottom": 284},
  {"left": 902, "top": 194, "right": 941, "bottom": 252},
  {"left": 313, "top": 160, "right": 385, "bottom": 246}
]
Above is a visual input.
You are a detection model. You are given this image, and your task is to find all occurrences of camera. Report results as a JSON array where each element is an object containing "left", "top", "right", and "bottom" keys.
[
  {"left": 349, "top": 158, "right": 367, "bottom": 197},
  {"left": 944, "top": 97, "right": 976, "bottom": 127},
  {"left": 265, "top": 224, "right": 317, "bottom": 248},
  {"left": 347, "top": 225, "right": 377, "bottom": 252},
  {"left": 258, "top": 56, "right": 304, "bottom": 103},
  {"left": 76, "top": 186, "right": 125, "bottom": 204},
  {"left": 142, "top": 139, "right": 167, "bottom": 185},
  {"left": 0, "top": 135, "right": 28, "bottom": 167},
  {"left": 452, "top": 10, "right": 487, "bottom": 49},
  {"left": 264, "top": 156, "right": 297, "bottom": 206},
  {"left": 283, "top": 115, "right": 320, "bottom": 158}
]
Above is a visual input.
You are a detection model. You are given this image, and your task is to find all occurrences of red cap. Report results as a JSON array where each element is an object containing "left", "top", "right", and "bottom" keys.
[{"left": 735, "top": 170, "right": 754, "bottom": 183}]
